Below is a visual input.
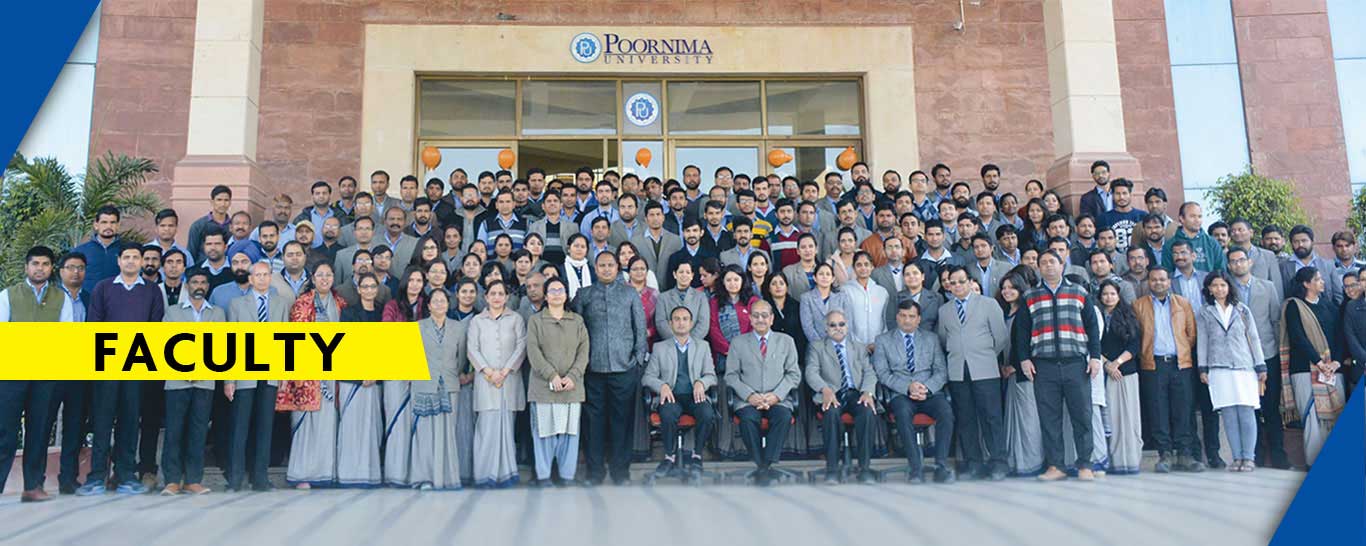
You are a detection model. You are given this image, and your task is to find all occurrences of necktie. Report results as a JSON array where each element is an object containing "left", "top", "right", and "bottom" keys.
[
  {"left": 956, "top": 298, "right": 967, "bottom": 325},
  {"left": 572, "top": 265, "right": 585, "bottom": 287},
  {"left": 257, "top": 295, "right": 268, "bottom": 322},
  {"left": 979, "top": 265, "right": 991, "bottom": 297},
  {"left": 836, "top": 342, "right": 853, "bottom": 390},
  {"left": 759, "top": 336, "right": 768, "bottom": 358},
  {"left": 904, "top": 333, "right": 916, "bottom": 373}
]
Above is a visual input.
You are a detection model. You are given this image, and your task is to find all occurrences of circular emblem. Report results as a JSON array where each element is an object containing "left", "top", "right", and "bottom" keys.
[
  {"left": 625, "top": 92, "right": 660, "bottom": 127},
  {"left": 570, "top": 33, "right": 602, "bottom": 63}
]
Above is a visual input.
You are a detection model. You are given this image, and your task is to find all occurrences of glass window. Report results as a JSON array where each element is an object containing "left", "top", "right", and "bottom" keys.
[
  {"left": 622, "top": 82, "right": 663, "bottom": 136},
  {"left": 1328, "top": 0, "right": 1366, "bottom": 60},
  {"left": 667, "top": 81, "right": 761, "bottom": 135},
  {"left": 419, "top": 80, "right": 515, "bottom": 137},
  {"left": 1164, "top": 0, "right": 1237, "bottom": 66},
  {"left": 770, "top": 146, "right": 860, "bottom": 184},
  {"left": 1335, "top": 59, "right": 1366, "bottom": 188},
  {"left": 517, "top": 140, "right": 605, "bottom": 182},
  {"left": 521, "top": 80, "right": 617, "bottom": 136},
  {"left": 766, "top": 81, "right": 861, "bottom": 136},
  {"left": 617, "top": 141, "right": 664, "bottom": 181},
  {"left": 674, "top": 146, "right": 759, "bottom": 193},
  {"left": 424, "top": 147, "right": 509, "bottom": 184},
  {"left": 1170, "top": 65, "right": 1250, "bottom": 190}
]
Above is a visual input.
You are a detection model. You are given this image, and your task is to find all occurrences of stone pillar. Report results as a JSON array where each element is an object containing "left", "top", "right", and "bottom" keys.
[
  {"left": 171, "top": 0, "right": 267, "bottom": 235},
  {"left": 1042, "top": 0, "right": 1143, "bottom": 207}
]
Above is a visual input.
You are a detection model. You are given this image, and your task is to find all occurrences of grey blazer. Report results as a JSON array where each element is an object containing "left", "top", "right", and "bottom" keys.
[
  {"left": 528, "top": 216, "right": 581, "bottom": 245},
  {"left": 805, "top": 338, "right": 878, "bottom": 400},
  {"left": 334, "top": 244, "right": 372, "bottom": 285},
  {"left": 935, "top": 293, "right": 1008, "bottom": 382},
  {"left": 642, "top": 337, "right": 717, "bottom": 406},
  {"left": 966, "top": 259, "right": 1010, "bottom": 298},
  {"left": 781, "top": 262, "right": 817, "bottom": 300},
  {"left": 654, "top": 288, "right": 710, "bottom": 342},
  {"left": 163, "top": 302, "right": 226, "bottom": 390},
  {"left": 1196, "top": 302, "right": 1266, "bottom": 373},
  {"left": 1240, "top": 245, "right": 1284, "bottom": 298},
  {"left": 872, "top": 328, "right": 948, "bottom": 397},
  {"left": 799, "top": 288, "right": 853, "bottom": 344},
  {"left": 630, "top": 228, "right": 683, "bottom": 289},
  {"left": 1241, "top": 276, "right": 1281, "bottom": 361},
  {"left": 608, "top": 218, "right": 642, "bottom": 248},
  {"left": 725, "top": 332, "right": 801, "bottom": 410},
  {"left": 719, "top": 247, "right": 770, "bottom": 269},
  {"left": 418, "top": 317, "right": 468, "bottom": 394},
  {"left": 226, "top": 289, "right": 291, "bottom": 389},
  {"left": 894, "top": 288, "right": 942, "bottom": 334},
  {"left": 819, "top": 224, "right": 871, "bottom": 261},
  {"left": 382, "top": 235, "right": 419, "bottom": 279}
]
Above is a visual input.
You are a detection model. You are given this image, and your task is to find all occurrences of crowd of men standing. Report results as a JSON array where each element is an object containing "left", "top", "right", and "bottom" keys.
[{"left": 1, "top": 159, "right": 1360, "bottom": 499}]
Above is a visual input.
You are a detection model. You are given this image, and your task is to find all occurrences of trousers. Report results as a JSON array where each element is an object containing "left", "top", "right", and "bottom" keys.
[{"left": 0, "top": 380, "right": 55, "bottom": 491}]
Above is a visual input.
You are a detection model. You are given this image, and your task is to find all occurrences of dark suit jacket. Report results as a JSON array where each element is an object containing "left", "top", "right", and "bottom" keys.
[{"left": 1078, "top": 187, "right": 1107, "bottom": 220}]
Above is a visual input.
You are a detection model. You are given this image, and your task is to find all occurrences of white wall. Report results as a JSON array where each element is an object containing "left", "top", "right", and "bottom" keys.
[{"left": 18, "top": 7, "right": 101, "bottom": 176}]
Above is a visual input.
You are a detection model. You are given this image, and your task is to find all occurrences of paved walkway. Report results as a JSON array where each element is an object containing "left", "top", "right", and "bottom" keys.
[{"left": 0, "top": 469, "right": 1302, "bottom": 546}]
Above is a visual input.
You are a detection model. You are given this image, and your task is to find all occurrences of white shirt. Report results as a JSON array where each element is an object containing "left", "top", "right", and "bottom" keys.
[
  {"left": 0, "top": 279, "right": 75, "bottom": 322},
  {"left": 843, "top": 278, "right": 888, "bottom": 346}
]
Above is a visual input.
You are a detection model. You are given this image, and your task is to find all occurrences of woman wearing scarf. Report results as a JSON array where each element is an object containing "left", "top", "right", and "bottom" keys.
[
  {"left": 410, "top": 289, "right": 468, "bottom": 489},
  {"left": 380, "top": 267, "right": 428, "bottom": 487},
  {"left": 284, "top": 261, "right": 346, "bottom": 489},
  {"left": 468, "top": 280, "right": 527, "bottom": 487},
  {"left": 563, "top": 234, "right": 594, "bottom": 300},
  {"left": 337, "top": 272, "right": 385, "bottom": 487},
  {"left": 525, "top": 277, "right": 589, "bottom": 486},
  {"left": 1280, "top": 267, "right": 1346, "bottom": 466}
]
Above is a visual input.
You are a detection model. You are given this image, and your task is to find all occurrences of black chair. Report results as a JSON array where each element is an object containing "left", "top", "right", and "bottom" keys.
[
  {"left": 725, "top": 415, "right": 802, "bottom": 485},
  {"left": 878, "top": 411, "right": 938, "bottom": 480}
]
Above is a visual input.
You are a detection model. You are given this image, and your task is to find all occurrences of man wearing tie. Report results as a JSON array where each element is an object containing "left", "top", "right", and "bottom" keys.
[
  {"left": 643, "top": 306, "right": 717, "bottom": 481},
  {"left": 873, "top": 300, "right": 955, "bottom": 483},
  {"left": 937, "top": 265, "right": 1010, "bottom": 481},
  {"left": 726, "top": 300, "right": 801, "bottom": 486},
  {"left": 224, "top": 262, "right": 290, "bottom": 491},
  {"left": 805, "top": 310, "right": 878, "bottom": 484}
]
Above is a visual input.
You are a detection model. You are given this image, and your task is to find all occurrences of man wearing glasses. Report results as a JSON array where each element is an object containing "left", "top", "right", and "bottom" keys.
[{"left": 936, "top": 265, "right": 1009, "bottom": 481}]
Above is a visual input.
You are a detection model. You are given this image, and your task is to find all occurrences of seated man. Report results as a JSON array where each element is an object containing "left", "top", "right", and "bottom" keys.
[
  {"left": 725, "top": 300, "right": 801, "bottom": 486},
  {"left": 643, "top": 305, "right": 718, "bottom": 480},
  {"left": 873, "top": 299, "right": 955, "bottom": 483},
  {"left": 805, "top": 309, "right": 878, "bottom": 484}
]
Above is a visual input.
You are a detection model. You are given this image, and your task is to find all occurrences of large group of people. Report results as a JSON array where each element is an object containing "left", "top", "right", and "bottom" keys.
[{"left": 1, "top": 159, "right": 1360, "bottom": 499}]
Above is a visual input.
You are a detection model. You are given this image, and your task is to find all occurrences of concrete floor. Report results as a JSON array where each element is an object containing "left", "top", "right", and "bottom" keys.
[{"left": 0, "top": 467, "right": 1303, "bottom": 546}]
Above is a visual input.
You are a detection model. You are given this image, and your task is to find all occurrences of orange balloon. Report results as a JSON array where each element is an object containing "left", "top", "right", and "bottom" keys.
[
  {"left": 421, "top": 146, "right": 441, "bottom": 171},
  {"left": 768, "top": 149, "right": 793, "bottom": 168},
  {"left": 498, "top": 148, "right": 516, "bottom": 170},
  {"left": 635, "top": 147, "right": 652, "bottom": 169},
  {"left": 836, "top": 147, "right": 858, "bottom": 171}
]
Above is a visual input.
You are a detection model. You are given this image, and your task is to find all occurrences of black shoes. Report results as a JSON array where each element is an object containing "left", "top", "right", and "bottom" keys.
[
  {"left": 989, "top": 463, "right": 1008, "bottom": 481},
  {"left": 653, "top": 459, "right": 677, "bottom": 479},
  {"left": 1206, "top": 457, "right": 1227, "bottom": 470},
  {"left": 933, "top": 465, "right": 956, "bottom": 484},
  {"left": 1155, "top": 453, "right": 1172, "bottom": 473},
  {"left": 856, "top": 469, "right": 877, "bottom": 485}
]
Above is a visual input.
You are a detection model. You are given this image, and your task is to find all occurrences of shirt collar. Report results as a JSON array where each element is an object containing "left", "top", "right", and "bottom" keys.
[
  {"left": 113, "top": 275, "right": 145, "bottom": 289},
  {"left": 675, "top": 337, "right": 690, "bottom": 351},
  {"left": 181, "top": 298, "right": 213, "bottom": 310}
]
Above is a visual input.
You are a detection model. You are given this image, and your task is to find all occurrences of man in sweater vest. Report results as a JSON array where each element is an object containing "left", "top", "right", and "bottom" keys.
[
  {"left": 1014, "top": 250, "right": 1104, "bottom": 482},
  {"left": 0, "top": 246, "right": 74, "bottom": 502},
  {"left": 78, "top": 244, "right": 166, "bottom": 496}
]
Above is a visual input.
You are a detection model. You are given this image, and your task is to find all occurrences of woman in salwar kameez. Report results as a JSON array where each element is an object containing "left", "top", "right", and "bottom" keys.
[
  {"left": 1280, "top": 267, "right": 1346, "bottom": 467},
  {"left": 410, "top": 289, "right": 467, "bottom": 490},
  {"left": 451, "top": 278, "right": 480, "bottom": 486},
  {"left": 525, "top": 278, "right": 590, "bottom": 486},
  {"left": 337, "top": 272, "right": 385, "bottom": 487},
  {"left": 381, "top": 268, "right": 428, "bottom": 486},
  {"left": 468, "top": 280, "right": 528, "bottom": 488},
  {"left": 285, "top": 262, "right": 345, "bottom": 489}
]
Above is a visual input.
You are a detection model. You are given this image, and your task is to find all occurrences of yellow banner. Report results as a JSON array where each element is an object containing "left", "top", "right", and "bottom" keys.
[{"left": 0, "top": 322, "right": 431, "bottom": 381}]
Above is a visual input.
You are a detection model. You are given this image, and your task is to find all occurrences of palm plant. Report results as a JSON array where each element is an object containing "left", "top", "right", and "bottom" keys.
[{"left": 0, "top": 151, "right": 162, "bottom": 285}]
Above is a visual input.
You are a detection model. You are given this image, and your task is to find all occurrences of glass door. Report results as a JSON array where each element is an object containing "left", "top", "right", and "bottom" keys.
[
  {"left": 416, "top": 141, "right": 518, "bottom": 188},
  {"left": 769, "top": 143, "right": 864, "bottom": 184},
  {"left": 670, "top": 142, "right": 760, "bottom": 194}
]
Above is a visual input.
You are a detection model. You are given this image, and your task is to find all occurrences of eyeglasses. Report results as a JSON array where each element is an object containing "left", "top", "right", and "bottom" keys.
[
  {"left": 546, "top": 287, "right": 567, "bottom": 295},
  {"left": 1228, "top": 258, "right": 1250, "bottom": 264},
  {"left": 827, "top": 321, "right": 847, "bottom": 327},
  {"left": 354, "top": 259, "right": 373, "bottom": 265}
]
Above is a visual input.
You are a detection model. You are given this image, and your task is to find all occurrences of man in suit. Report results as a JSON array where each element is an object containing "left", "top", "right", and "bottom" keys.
[
  {"left": 936, "top": 265, "right": 1009, "bottom": 481},
  {"left": 873, "top": 300, "right": 955, "bottom": 483},
  {"left": 270, "top": 241, "right": 309, "bottom": 306},
  {"left": 726, "top": 300, "right": 801, "bottom": 486},
  {"left": 337, "top": 192, "right": 376, "bottom": 246},
  {"left": 224, "top": 262, "right": 289, "bottom": 491},
  {"left": 335, "top": 216, "right": 376, "bottom": 284},
  {"left": 379, "top": 206, "right": 419, "bottom": 278},
  {"left": 369, "top": 170, "right": 405, "bottom": 222},
  {"left": 643, "top": 306, "right": 717, "bottom": 481},
  {"left": 663, "top": 221, "right": 718, "bottom": 292},
  {"left": 1077, "top": 160, "right": 1113, "bottom": 220},
  {"left": 820, "top": 200, "right": 871, "bottom": 261},
  {"left": 964, "top": 234, "right": 1009, "bottom": 299},
  {"left": 871, "top": 237, "right": 906, "bottom": 326},
  {"left": 1132, "top": 265, "right": 1203, "bottom": 473},
  {"left": 631, "top": 201, "right": 683, "bottom": 289},
  {"left": 1226, "top": 247, "right": 1290, "bottom": 469},
  {"left": 1014, "top": 250, "right": 1105, "bottom": 482},
  {"left": 160, "top": 269, "right": 223, "bottom": 495},
  {"left": 806, "top": 309, "right": 878, "bottom": 484},
  {"left": 895, "top": 262, "right": 943, "bottom": 334},
  {"left": 607, "top": 193, "right": 642, "bottom": 247},
  {"left": 1279, "top": 225, "right": 1339, "bottom": 304},
  {"left": 1229, "top": 219, "right": 1283, "bottom": 298}
]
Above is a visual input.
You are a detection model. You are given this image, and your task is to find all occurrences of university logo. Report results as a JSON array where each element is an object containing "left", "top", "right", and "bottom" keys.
[
  {"left": 625, "top": 92, "right": 660, "bottom": 127},
  {"left": 570, "top": 32, "right": 602, "bottom": 63}
]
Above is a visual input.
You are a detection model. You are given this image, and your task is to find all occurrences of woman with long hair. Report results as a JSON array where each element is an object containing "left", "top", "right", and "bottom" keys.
[
  {"left": 479, "top": 260, "right": 518, "bottom": 311},
  {"left": 285, "top": 261, "right": 346, "bottom": 489},
  {"left": 410, "top": 288, "right": 468, "bottom": 489},
  {"left": 747, "top": 251, "right": 772, "bottom": 296},
  {"left": 1280, "top": 267, "right": 1346, "bottom": 466},
  {"left": 1097, "top": 279, "right": 1143, "bottom": 475},
  {"left": 1019, "top": 198, "right": 1049, "bottom": 251},
  {"left": 523, "top": 232, "right": 550, "bottom": 273},
  {"left": 563, "top": 233, "right": 594, "bottom": 300},
  {"left": 410, "top": 233, "right": 443, "bottom": 269},
  {"left": 337, "top": 272, "right": 384, "bottom": 487},
  {"left": 441, "top": 225, "right": 464, "bottom": 272},
  {"left": 381, "top": 267, "right": 427, "bottom": 487},
  {"left": 1042, "top": 190, "right": 1068, "bottom": 219},
  {"left": 467, "top": 280, "right": 527, "bottom": 487},
  {"left": 1196, "top": 271, "right": 1265, "bottom": 472},
  {"left": 999, "top": 269, "right": 1044, "bottom": 476},
  {"left": 618, "top": 241, "right": 658, "bottom": 290},
  {"left": 450, "top": 277, "right": 480, "bottom": 486},
  {"left": 525, "top": 277, "right": 589, "bottom": 486},
  {"left": 764, "top": 273, "right": 814, "bottom": 457},
  {"left": 698, "top": 257, "right": 723, "bottom": 299},
  {"left": 709, "top": 265, "right": 759, "bottom": 459}
]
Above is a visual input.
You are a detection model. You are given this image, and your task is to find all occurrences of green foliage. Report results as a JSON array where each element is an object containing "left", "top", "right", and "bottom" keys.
[
  {"left": 1204, "top": 166, "right": 1311, "bottom": 234},
  {"left": 0, "top": 152, "right": 161, "bottom": 286},
  {"left": 1349, "top": 186, "right": 1366, "bottom": 247}
]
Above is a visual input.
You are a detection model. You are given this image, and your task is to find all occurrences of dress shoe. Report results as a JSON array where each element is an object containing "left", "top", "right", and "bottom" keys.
[
  {"left": 252, "top": 483, "right": 274, "bottom": 492},
  {"left": 183, "top": 483, "right": 211, "bottom": 495},
  {"left": 59, "top": 482, "right": 78, "bottom": 495},
  {"left": 989, "top": 464, "right": 1008, "bottom": 481},
  {"left": 1076, "top": 468, "right": 1095, "bottom": 482},
  {"left": 21, "top": 489, "right": 53, "bottom": 503},
  {"left": 1184, "top": 458, "right": 1206, "bottom": 473},
  {"left": 160, "top": 483, "right": 182, "bottom": 496},
  {"left": 612, "top": 476, "right": 633, "bottom": 487},
  {"left": 907, "top": 469, "right": 927, "bottom": 484},
  {"left": 933, "top": 465, "right": 955, "bottom": 484},
  {"left": 823, "top": 470, "right": 841, "bottom": 485},
  {"left": 1206, "top": 457, "right": 1227, "bottom": 470},
  {"left": 857, "top": 469, "right": 877, "bottom": 485},
  {"left": 1037, "top": 467, "right": 1067, "bottom": 482},
  {"left": 754, "top": 467, "right": 773, "bottom": 487}
]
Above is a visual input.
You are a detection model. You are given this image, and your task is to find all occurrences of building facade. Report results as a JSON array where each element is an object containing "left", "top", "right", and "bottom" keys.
[{"left": 56, "top": 0, "right": 1361, "bottom": 235}]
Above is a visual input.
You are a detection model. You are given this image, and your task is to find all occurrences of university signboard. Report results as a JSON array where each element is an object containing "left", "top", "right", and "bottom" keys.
[{"left": 571, "top": 32, "right": 715, "bottom": 65}]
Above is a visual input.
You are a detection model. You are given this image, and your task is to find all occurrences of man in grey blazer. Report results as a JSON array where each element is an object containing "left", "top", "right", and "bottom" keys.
[
  {"left": 873, "top": 299, "right": 955, "bottom": 483},
  {"left": 643, "top": 306, "right": 717, "bottom": 480},
  {"left": 964, "top": 233, "right": 1010, "bottom": 299},
  {"left": 630, "top": 201, "right": 683, "bottom": 289},
  {"left": 718, "top": 218, "right": 769, "bottom": 268},
  {"left": 654, "top": 263, "right": 709, "bottom": 342},
  {"left": 819, "top": 200, "right": 871, "bottom": 261},
  {"left": 337, "top": 192, "right": 378, "bottom": 247},
  {"left": 335, "top": 216, "right": 377, "bottom": 284},
  {"left": 160, "top": 270, "right": 223, "bottom": 495},
  {"left": 1229, "top": 219, "right": 1283, "bottom": 298},
  {"left": 223, "top": 262, "right": 290, "bottom": 492},
  {"left": 806, "top": 309, "right": 878, "bottom": 484},
  {"left": 726, "top": 300, "right": 801, "bottom": 486},
  {"left": 1227, "top": 246, "right": 1290, "bottom": 468},
  {"left": 936, "top": 265, "right": 1010, "bottom": 481},
  {"left": 894, "top": 262, "right": 943, "bottom": 334},
  {"left": 378, "top": 207, "right": 418, "bottom": 278},
  {"left": 607, "top": 193, "right": 643, "bottom": 248}
]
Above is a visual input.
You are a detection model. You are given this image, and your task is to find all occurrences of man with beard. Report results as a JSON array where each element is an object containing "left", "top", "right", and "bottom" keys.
[
  {"left": 1078, "top": 160, "right": 1113, "bottom": 219},
  {"left": 979, "top": 164, "right": 1002, "bottom": 196},
  {"left": 293, "top": 220, "right": 315, "bottom": 248},
  {"left": 664, "top": 220, "right": 718, "bottom": 291},
  {"left": 1144, "top": 187, "right": 1180, "bottom": 240},
  {"left": 188, "top": 185, "right": 233, "bottom": 264},
  {"left": 852, "top": 182, "right": 878, "bottom": 231},
  {"left": 252, "top": 194, "right": 295, "bottom": 244},
  {"left": 1262, "top": 225, "right": 1288, "bottom": 259},
  {"left": 950, "top": 182, "right": 976, "bottom": 215},
  {"left": 209, "top": 251, "right": 255, "bottom": 309},
  {"left": 699, "top": 200, "right": 734, "bottom": 256},
  {"left": 198, "top": 228, "right": 232, "bottom": 289},
  {"left": 571, "top": 167, "right": 599, "bottom": 217},
  {"left": 526, "top": 167, "right": 547, "bottom": 204},
  {"left": 937, "top": 200, "right": 960, "bottom": 246},
  {"left": 1161, "top": 202, "right": 1224, "bottom": 273},
  {"left": 159, "top": 248, "right": 187, "bottom": 307},
  {"left": 994, "top": 224, "right": 1023, "bottom": 267},
  {"left": 380, "top": 207, "right": 419, "bottom": 278},
  {"left": 232, "top": 221, "right": 285, "bottom": 273},
  {"left": 75, "top": 204, "right": 125, "bottom": 292},
  {"left": 768, "top": 198, "right": 802, "bottom": 270},
  {"left": 308, "top": 217, "right": 344, "bottom": 268},
  {"left": 370, "top": 170, "right": 403, "bottom": 221},
  {"left": 859, "top": 203, "right": 905, "bottom": 268},
  {"left": 930, "top": 163, "right": 953, "bottom": 204},
  {"left": 427, "top": 177, "right": 458, "bottom": 228},
  {"left": 1279, "top": 225, "right": 1339, "bottom": 301},
  {"left": 608, "top": 193, "right": 642, "bottom": 247},
  {"left": 1139, "top": 213, "right": 1168, "bottom": 266},
  {"left": 334, "top": 175, "right": 358, "bottom": 218},
  {"left": 139, "top": 244, "right": 163, "bottom": 285},
  {"left": 950, "top": 216, "right": 981, "bottom": 266},
  {"left": 458, "top": 183, "right": 487, "bottom": 243},
  {"left": 292, "top": 181, "right": 344, "bottom": 241},
  {"left": 818, "top": 171, "right": 845, "bottom": 218},
  {"left": 579, "top": 180, "right": 621, "bottom": 236},
  {"left": 158, "top": 269, "right": 223, "bottom": 496},
  {"left": 135, "top": 242, "right": 170, "bottom": 491},
  {"left": 271, "top": 240, "right": 310, "bottom": 303},
  {"left": 1097, "top": 178, "right": 1144, "bottom": 253},
  {"left": 152, "top": 209, "right": 191, "bottom": 265},
  {"left": 404, "top": 197, "right": 436, "bottom": 239},
  {"left": 751, "top": 177, "right": 777, "bottom": 227},
  {"left": 512, "top": 179, "right": 543, "bottom": 220},
  {"left": 529, "top": 188, "right": 579, "bottom": 265},
  {"left": 0, "top": 246, "right": 74, "bottom": 502}
]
